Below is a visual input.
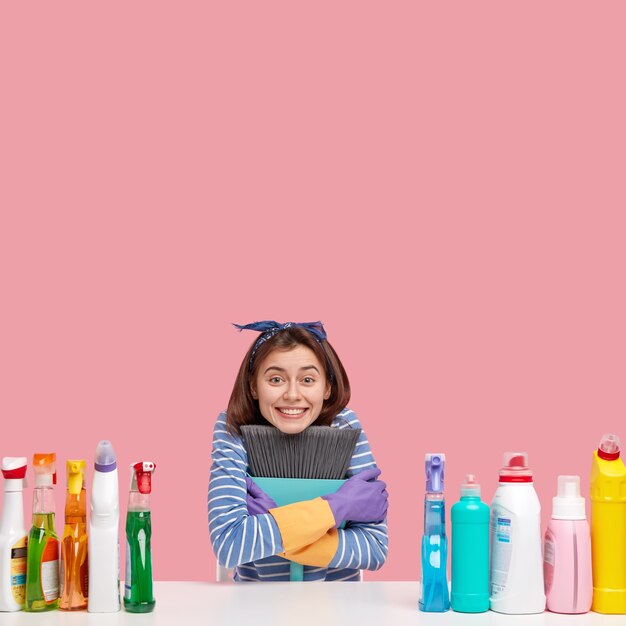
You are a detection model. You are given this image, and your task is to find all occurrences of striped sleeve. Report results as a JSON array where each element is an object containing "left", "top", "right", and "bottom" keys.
[
  {"left": 328, "top": 408, "right": 389, "bottom": 571},
  {"left": 208, "top": 412, "right": 284, "bottom": 568}
]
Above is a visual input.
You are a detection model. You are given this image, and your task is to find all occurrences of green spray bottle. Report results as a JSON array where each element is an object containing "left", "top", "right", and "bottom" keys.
[
  {"left": 124, "top": 462, "right": 155, "bottom": 613},
  {"left": 25, "top": 454, "right": 59, "bottom": 612},
  {"left": 451, "top": 474, "right": 490, "bottom": 613}
]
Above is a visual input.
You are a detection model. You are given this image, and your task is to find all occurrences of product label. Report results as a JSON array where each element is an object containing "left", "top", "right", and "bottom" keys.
[
  {"left": 10, "top": 537, "right": 27, "bottom": 605},
  {"left": 544, "top": 533, "right": 555, "bottom": 595},
  {"left": 40, "top": 537, "right": 60, "bottom": 603},
  {"left": 490, "top": 512, "right": 512, "bottom": 596}
]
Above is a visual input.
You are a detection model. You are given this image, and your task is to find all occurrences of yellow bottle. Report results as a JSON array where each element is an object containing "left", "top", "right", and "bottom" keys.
[
  {"left": 590, "top": 433, "right": 626, "bottom": 614},
  {"left": 60, "top": 461, "right": 88, "bottom": 611}
]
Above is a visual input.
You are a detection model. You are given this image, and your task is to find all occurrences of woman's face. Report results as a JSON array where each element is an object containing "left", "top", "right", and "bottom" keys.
[{"left": 251, "top": 345, "right": 331, "bottom": 435}]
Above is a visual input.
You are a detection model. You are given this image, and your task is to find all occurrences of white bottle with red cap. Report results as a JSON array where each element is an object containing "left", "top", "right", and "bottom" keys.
[
  {"left": 489, "top": 452, "right": 546, "bottom": 614},
  {"left": 0, "top": 458, "right": 28, "bottom": 612}
]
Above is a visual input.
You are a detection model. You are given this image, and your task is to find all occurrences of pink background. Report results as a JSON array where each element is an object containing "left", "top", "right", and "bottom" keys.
[{"left": 1, "top": 3, "right": 626, "bottom": 582}]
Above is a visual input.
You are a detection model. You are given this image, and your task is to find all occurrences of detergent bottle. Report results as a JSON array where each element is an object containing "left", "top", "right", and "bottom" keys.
[
  {"left": 88, "top": 440, "right": 120, "bottom": 613},
  {"left": 124, "top": 461, "right": 156, "bottom": 613},
  {"left": 0, "top": 457, "right": 28, "bottom": 612},
  {"left": 60, "top": 460, "right": 88, "bottom": 611},
  {"left": 489, "top": 452, "right": 545, "bottom": 614},
  {"left": 451, "top": 474, "right": 490, "bottom": 613},
  {"left": 544, "top": 475, "right": 592, "bottom": 613},
  {"left": 419, "top": 453, "right": 450, "bottom": 612},
  {"left": 590, "top": 433, "right": 626, "bottom": 614},
  {"left": 25, "top": 453, "right": 60, "bottom": 612}
]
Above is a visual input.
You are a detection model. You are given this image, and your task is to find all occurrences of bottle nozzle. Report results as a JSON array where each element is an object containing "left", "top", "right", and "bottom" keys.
[
  {"left": 499, "top": 451, "right": 533, "bottom": 482},
  {"left": 598, "top": 433, "right": 620, "bottom": 460},
  {"left": 2, "top": 457, "right": 27, "bottom": 479},
  {"left": 94, "top": 440, "right": 117, "bottom": 472},
  {"left": 460, "top": 473, "right": 481, "bottom": 497},
  {"left": 553, "top": 475, "right": 585, "bottom": 519},
  {"left": 33, "top": 453, "right": 56, "bottom": 487},
  {"left": 131, "top": 461, "right": 156, "bottom": 494},
  {"left": 425, "top": 453, "right": 445, "bottom": 493},
  {"left": 67, "top": 460, "right": 86, "bottom": 495},
  {"left": 557, "top": 475, "right": 580, "bottom": 498},
  {"left": 2, "top": 457, "right": 28, "bottom": 489}
]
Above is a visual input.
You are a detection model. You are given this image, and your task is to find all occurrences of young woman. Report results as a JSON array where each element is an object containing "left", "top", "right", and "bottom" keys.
[{"left": 208, "top": 321, "right": 388, "bottom": 581}]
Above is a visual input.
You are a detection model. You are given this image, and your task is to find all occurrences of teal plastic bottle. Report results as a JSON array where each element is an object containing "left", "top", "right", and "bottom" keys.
[{"left": 451, "top": 474, "right": 490, "bottom": 613}]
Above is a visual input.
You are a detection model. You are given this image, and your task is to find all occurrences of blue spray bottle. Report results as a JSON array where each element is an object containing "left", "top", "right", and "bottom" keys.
[{"left": 419, "top": 453, "right": 450, "bottom": 612}]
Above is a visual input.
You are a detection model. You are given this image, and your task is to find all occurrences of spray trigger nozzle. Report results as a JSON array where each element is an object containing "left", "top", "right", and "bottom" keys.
[
  {"left": 425, "top": 453, "right": 445, "bottom": 493},
  {"left": 132, "top": 461, "right": 156, "bottom": 494},
  {"left": 67, "top": 460, "right": 86, "bottom": 495},
  {"left": 33, "top": 453, "right": 57, "bottom": 487}
]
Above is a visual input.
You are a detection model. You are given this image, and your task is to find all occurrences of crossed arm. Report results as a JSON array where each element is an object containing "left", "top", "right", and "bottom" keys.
[{"left": 208, "top": 410, "right": 388, "bottom": 570}]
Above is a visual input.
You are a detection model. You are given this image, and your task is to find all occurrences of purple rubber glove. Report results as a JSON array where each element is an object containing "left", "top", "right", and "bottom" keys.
[
  {"left": 246, "top": 477, "right": 278, "bottom": 516},
  {"left": 322, "top": 467, "right": 388, "bottom": 528}
]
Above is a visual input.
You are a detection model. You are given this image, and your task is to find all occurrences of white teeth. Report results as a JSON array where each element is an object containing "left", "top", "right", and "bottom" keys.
[{"left": 279, "top": 408, "right": 307, "bottom": 415}]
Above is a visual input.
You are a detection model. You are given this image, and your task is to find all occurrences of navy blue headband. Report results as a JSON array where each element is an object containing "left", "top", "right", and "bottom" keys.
[{"left": 233, "top": 321, "right": 334, "bottom": 380}]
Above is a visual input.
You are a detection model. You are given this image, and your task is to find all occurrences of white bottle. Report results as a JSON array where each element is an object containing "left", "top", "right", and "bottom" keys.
[
  {"left": 0, "top": 458, "right": 28, "bottom": 612},
  {"left": 88, "top": 441, "right": 120, "bottom": 613},
  {"left": 490, "top": 452, "right": 546, "bottom": 614}
]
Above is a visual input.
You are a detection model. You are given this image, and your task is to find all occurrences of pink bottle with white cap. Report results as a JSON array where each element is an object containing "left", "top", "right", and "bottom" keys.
[{"left": 544, "top": 476, "right": 592, "bottom": 614}]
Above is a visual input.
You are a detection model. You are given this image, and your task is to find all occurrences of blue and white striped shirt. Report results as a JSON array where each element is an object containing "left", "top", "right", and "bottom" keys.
[{"left": 208, "top": 408, "right": 388, "bottom": 581}]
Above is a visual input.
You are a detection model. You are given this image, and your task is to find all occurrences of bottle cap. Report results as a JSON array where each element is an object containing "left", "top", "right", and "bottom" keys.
[
  {"left": 2, "top": 457, "right": 28, "bottom": 491},
  {"left": 2, "top": 457, "right": 27, "bottom": 479},
  {"left": 425, "top": 453, "right": 445, "bottom": 493},
  {"left": 460, "top": 473, "right": 481, "bottom": 498},
  {"left": 499, "top": 452, "right": 533, "bottom": 482},
  {"left": 67, "top": 460, "right": 86, "bottom": 495},
  {"left": 552, "top": 475, "right": 586, "bottom": 520},
  {"left": 94, "top": 440, "right": 117, "bottom": 472},
  {"left": 33, "top": 453, "right": 56, "bottom": 487},
  {"left": 598, "top": 433, "right": 620, "bottom": 461},
  {"left": 130, "top": 461, "right": 156, "bottom": 494}
]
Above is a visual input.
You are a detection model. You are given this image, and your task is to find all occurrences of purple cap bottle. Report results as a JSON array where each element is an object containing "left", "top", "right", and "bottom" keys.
[{"left": 94, "top": 441, "right": 117, "bottom": 473}]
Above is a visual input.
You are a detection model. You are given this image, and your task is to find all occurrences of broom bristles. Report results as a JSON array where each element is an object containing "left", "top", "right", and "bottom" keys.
[{"left": 241, "top": 425, "right": 361, "bottom": 479}]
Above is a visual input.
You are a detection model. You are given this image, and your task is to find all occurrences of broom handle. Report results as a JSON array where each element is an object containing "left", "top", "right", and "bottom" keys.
[{"left": 289, "top": 561, "right": 304, "bottom": 581}]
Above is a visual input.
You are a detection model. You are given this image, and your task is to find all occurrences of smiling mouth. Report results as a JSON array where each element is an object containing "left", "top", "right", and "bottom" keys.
[{"left": 275, "top": 407, "right": 309, "bottom": 419}]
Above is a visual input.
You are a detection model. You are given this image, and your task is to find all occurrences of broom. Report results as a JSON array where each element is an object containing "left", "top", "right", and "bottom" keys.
[{"left": 241, "top": 424, "right": 361, "bottom": 581}]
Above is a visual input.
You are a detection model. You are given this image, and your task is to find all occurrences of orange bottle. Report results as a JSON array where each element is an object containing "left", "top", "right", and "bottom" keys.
[{"left": 60, "top": 460, "right": 88, "bottom": 611}]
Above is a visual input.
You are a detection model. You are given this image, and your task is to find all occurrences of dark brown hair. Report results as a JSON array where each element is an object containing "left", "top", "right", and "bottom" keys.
[{"left": 226, "top": 326, "right": 351, "bottom": 436}]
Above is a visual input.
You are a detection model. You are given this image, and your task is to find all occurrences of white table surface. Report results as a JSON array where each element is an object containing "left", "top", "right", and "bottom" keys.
[{"left": 2, "top": 582, "right": 626, "bottom": 625}]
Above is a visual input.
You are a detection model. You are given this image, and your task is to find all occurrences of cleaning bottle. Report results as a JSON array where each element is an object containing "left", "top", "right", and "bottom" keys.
[
  {"left": 544, "top": 475, "right": 592, "bottom": 613},
  {"left": 124, "top": 461, "right": 156, "bottom": 613},
  {"left": 25, "top": 453, "right": 60, "bottom": 612},
  {"left": 590, "top": 433, "right": 626, "bottom": 614},
  {"left": 88, "top": 440, "right": 120, "bottom": 613},
  {"left": 0, "top": 457, "right": 28, "bottom": 612},
  {"left": 60, "top": 460, "right": 88, "bottom": 611},
  {"left": 489, "top": 452, "right": 545, "bottom": 614},
  {"left": 419, "top": 453, "right": 449, "bottom": 612},
  {"left": 451, "top": 474, "right": 490, "bottom": 613}
]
